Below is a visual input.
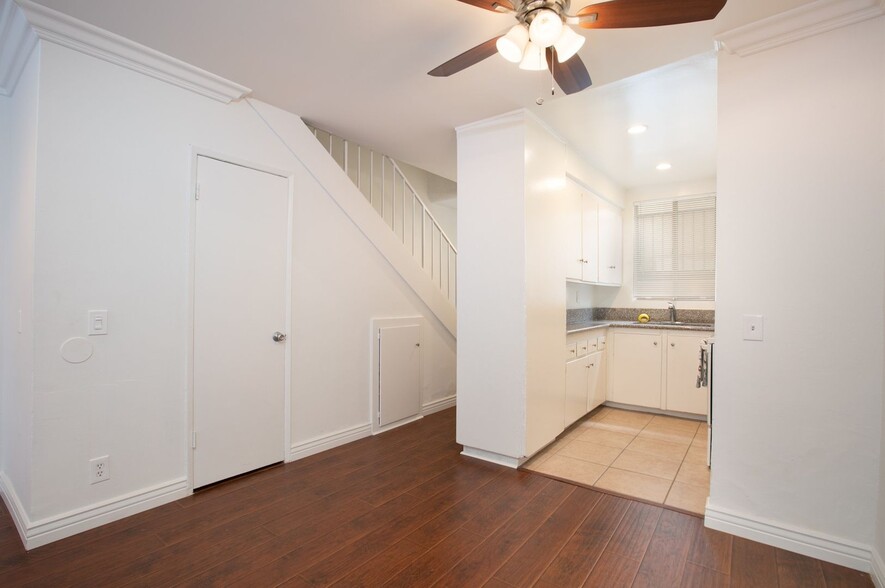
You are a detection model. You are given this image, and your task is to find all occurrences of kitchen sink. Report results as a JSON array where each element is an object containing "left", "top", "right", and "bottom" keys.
[{"left": 634, "top": 321, "right": 714, "bottom": 328}]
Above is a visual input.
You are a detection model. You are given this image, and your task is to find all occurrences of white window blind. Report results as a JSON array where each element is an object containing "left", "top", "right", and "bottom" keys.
[{"left": 633, "top": 194, "right": 716, "bottom": 300}]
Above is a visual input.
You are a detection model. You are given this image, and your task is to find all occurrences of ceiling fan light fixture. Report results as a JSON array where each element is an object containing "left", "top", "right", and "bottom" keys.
[
  {"left": 497, "top": 24, "right": 529, "bottom": 63},
  {"left": 552, "top": 25, "right": 585, "bottom": 62},
  {"left": 528, "top": 9, "right": 563, "bottom": 48},
  {"left": 518, "top": 41, "right": 547, "bottom": 71}
]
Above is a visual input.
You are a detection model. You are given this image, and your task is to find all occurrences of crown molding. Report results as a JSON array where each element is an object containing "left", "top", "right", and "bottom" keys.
[
  {"left": 716, "top": 0, "right": 885, "bottom": 57},
  {"left": 0, "top": 0, "right": 37, "bottom": 96},
  {"left": 14, "top": 0, "right": 250, "bottom": 102}
]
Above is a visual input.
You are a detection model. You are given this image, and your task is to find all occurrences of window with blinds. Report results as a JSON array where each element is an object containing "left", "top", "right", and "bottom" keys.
[{"left": 633, "top": 194, "right": 716, "bottom": 300}]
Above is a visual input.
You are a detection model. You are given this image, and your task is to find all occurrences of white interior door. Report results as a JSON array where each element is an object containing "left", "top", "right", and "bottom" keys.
[
  {"left": 378, "top": 325, "right": 421, "bottom": 427},
  {"left": 193, "top": 156, "right": 289, "bottom": 489}
]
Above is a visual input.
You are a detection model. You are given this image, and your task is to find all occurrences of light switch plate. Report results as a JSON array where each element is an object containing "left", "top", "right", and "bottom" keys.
[
  {"left": 88, "top": 310, "right": 108, "bottom": 335},
  {"left": 743, "top": 314, "right": 763, "bottom": 341}
]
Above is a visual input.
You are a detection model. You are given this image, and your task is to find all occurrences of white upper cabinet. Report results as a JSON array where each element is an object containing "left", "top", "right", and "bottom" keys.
[
  {"left": 582, "top": 195, "right": 600, "bottom": 283},
  {"left": 565, "top": 181, "right": 620, "bottom": 286},
  {"left": 565, "top": 187, "right": 584, "bottom": 281},
  {"left": 597, "top": 199, "right": 622, "bottom": 285}
]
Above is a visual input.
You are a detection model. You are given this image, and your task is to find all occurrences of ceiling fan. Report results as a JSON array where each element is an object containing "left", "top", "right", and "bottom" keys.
[{"left": 429, "top": 0, "right": 727, "bottom": 95}]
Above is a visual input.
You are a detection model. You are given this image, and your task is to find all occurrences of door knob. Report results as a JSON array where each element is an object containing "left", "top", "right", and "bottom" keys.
[{"left": 272, "top": 331, "right": 287, "bottom": 342}]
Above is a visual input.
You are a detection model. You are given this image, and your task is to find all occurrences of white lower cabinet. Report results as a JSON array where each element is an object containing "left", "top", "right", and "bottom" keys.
[
  {"left": 665, "top": 333, "right": 708, "bottom": 414},
  {"left": 588, "top": 352, "right": 606, "bottom": 412},
  {"left": 610, "top": 332, "right": 663, "bottom": 408},
  {"left": 565, "top": 332, "right": 607, "bottom": 427},
  {"left": 610, "top": 328, "right": 712, "bottom": 416},
  {"left": 565, "top": 356, "right": 590, "bottom": 426}
]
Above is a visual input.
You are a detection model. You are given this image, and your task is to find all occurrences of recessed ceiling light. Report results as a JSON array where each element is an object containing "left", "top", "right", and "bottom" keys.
[
  {"left": 656, "top": 162, "right": 672, "bottom": 171},
  {"left": 627, "top": 125, "right": 648, "bottom": 135}
]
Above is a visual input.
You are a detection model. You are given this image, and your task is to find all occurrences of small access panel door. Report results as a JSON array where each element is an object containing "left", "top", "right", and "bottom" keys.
[{"left": 378, "top": 324, "right": 421, "bottom": 427}]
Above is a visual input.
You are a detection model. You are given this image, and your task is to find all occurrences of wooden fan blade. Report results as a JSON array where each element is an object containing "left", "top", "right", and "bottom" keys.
[
  {"left": 546, "top": 49, "right": 593, "bottom": 95},
  {"left": 428, "top": 36, "right": 502, "bottom": 77},
  {"left": 577, "top": 0, "right": 727, "bottom": 29},
  {"left": 453, "top": 0, "right": 515, "bottom": 12}
]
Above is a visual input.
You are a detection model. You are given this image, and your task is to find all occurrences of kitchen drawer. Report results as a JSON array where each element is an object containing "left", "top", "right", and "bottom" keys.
[
  {"left": 566, "top": 342, "right": 578, "bottom": 360},
  {"left": 576, "top": 339, "right": 590, "bottom": 357}
]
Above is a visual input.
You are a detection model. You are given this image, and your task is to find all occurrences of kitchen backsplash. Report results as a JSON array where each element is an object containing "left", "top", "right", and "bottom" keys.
[{"left": 567, "top": 307, "right": 715, "bottom": 325}]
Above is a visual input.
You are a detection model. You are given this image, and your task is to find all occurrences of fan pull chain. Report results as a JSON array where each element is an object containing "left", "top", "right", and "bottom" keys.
[
  {"left": 550, "top": 53, "right": 556, "bottom": 97},
  {"left": 536, "top": 48, "right": 557, "bottom": 106}
]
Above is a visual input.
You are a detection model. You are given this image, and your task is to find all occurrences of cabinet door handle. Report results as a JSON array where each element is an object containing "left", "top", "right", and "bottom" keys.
[
  {"left": 590, "top": 363, "right": 595, "bottom": 367},
  {"left": 653, "top": 341, "right": 658, "bottom": 346},
  {"left": 671, "top": 342, "right": 676, "bottom": 347}
]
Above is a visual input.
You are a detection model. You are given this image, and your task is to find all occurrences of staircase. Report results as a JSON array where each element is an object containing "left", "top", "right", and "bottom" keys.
[{"left": 308, "top": 126, "right": 457, "bottom": 307}]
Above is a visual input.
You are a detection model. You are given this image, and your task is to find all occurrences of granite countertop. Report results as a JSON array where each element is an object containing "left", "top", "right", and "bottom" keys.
[{"left": 567, "top": 320, "right": 715, "bottom": 334}]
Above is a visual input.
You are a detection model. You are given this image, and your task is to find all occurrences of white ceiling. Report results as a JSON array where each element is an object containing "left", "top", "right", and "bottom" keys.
[
  {"left": 33, "top": 0, "right": 810, "bottom": 184},
  {"left": 543, "top": 51, "right": 718, "bottom": 188}
]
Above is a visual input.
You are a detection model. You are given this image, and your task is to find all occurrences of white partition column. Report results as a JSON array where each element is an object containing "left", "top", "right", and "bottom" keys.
[{"left": 456, "top": 110, "right": 568, "bottom": 466}]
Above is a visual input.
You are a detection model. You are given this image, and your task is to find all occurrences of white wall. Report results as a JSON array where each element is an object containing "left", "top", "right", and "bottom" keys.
[
  {"left": 878, "top": 62, "right": 885, "bottom": 581},
  {"left": 879, "top": 281, "right": 885, "bottom": 580},
  {"left": 709, "top": 14, "right": 885, "bottom": 567},
  {"left": 0, "top": 44, "right": 39, "bottom": 515},
  {"left": 523, "top": 116, "right": 568, "bottom": 456},
  {"left": 583, "top": 177, "right": 718, "bottom": 311},
  {"left": 15, "top": 41, "right": 455, "bottom": 531},
  {"left": 395, "top": 160, "right": 458, "bottom": 248},
  {"left": 566, "top": 148, "right": 625, "bottom": 209},
  {"left": 456, "top": 113, "right": 528, "bottom": 461}
]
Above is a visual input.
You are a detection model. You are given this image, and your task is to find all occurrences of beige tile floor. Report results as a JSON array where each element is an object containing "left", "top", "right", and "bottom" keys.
[{"left": 523, "top": 407, "right": 710, "bottom": 514}]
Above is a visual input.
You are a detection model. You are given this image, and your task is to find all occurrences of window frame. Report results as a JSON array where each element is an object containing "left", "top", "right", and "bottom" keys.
[{"left": 632, "top": 193, "right": 717, "bottom": 302}]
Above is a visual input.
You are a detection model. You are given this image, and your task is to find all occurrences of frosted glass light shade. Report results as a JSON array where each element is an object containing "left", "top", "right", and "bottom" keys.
[
  {"left": 519, "top": 42, "right": 547, "bottom": 71},
  {"left": 528, "top": 9, "right": 563, "bottom": 48},
  {"left": 553, "top": 26, "right": 585, "bottom": 62},
  {"left": 496, "top": 24, "right": 529, "bottom": 63}
]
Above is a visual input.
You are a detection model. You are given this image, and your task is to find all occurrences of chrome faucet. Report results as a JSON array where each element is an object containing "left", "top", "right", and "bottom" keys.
[{"left": 668, "top": 301, "right": 676, "bottom": 323}]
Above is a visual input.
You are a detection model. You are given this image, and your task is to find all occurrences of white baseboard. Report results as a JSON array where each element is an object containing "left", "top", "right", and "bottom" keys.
[
  {"left": 289, "top": 422, "right": 372, "bottom": 462},
  {"left": 705, "top": 502, "right": 872, "bottom": 572},
  {"left": 422, "top": 394, "right": 456, "bottom": 415},
  {"left": 872, "top": 548, "right": 884, "bottom": 588},
  {"left": 0, "top": 472, "right": 29, "bottom": 548},
  {"left": 461, "top": 446, "right": 523, "bottom": 469},
  {"left": 0, "top": 471, "right": 187, "bottom": 550},
  {"left": 373, "top": 414, "right": 424, "bottom": 435}
]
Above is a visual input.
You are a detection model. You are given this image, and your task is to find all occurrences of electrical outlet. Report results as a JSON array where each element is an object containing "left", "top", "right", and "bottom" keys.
[{"left": 90, "top": 456, "right": 110, "bottom": 484}]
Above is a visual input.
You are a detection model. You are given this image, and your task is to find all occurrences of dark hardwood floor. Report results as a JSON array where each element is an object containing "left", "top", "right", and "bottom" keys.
[{"left": 0, "top": 408, "right": 874, "bottom": 587}]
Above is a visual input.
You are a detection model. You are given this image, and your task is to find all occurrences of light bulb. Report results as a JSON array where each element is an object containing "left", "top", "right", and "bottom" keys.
[
  {"left": 528, "top": 9, "right": 563, "bottom": 48},
  {"left": 656, "top": 162, "right": 672, "bottom": 171},
  {"left": 552, "top": 25, "right": 585, "bottom": 62},
  {"left": 519, "top": 42, "right": 547, "bottom": 71},
  {"left": 496, "top": 24, "right": 529, "bottom": 63}
]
